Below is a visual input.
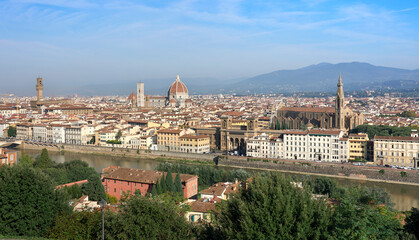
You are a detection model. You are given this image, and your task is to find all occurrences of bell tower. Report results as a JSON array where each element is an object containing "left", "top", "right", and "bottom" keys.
[
  {"left": 335, "top": 74, "right": 345, "bottom": 129},
  {"left": 36, "top": 76, "right": 44, "bottom": 101}
]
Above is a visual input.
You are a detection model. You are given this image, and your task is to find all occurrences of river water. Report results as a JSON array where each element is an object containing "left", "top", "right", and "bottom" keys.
[{"left": 21, "top": 149, "right": 419, "bottom": 211}]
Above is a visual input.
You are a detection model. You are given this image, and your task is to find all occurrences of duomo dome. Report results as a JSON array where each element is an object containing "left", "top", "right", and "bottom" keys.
[{"left": 168, "top": 74, "right": 188, "bottom": 96}]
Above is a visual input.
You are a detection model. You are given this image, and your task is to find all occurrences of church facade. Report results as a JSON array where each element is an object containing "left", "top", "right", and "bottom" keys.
[{"left": 272, "top": 75, "right": 363, "bottom": 131}]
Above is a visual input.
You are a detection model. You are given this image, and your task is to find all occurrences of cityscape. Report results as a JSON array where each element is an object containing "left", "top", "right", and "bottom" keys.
[{"left": 1, "top": 0, "right": 419, "bottom": 239}]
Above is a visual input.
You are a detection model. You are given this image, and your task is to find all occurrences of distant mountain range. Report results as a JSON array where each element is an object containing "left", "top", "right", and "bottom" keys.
[
  {"left": 233, "top": 62, "right": 419, "bottom": 93},
  {"left": 13, "top": 62, "right": 418, "bottom": 96}
]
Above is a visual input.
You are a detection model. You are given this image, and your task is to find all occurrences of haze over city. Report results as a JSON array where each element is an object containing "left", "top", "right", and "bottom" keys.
[{"left": 1, "top": 0, "right": 419, "bottom": 95}]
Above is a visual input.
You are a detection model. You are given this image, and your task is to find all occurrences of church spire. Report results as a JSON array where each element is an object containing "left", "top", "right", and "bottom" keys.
[{"left": 336, "top": 74, "right": 345, "bottom": 130}]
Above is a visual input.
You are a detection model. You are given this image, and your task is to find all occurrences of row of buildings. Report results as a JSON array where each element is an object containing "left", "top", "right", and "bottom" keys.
[{"left": 247, "top": 130, "right": 419, "bottom": 167}]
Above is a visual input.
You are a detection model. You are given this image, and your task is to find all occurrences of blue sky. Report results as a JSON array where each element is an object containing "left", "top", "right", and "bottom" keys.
[{"left": 0, "top": 0, "right": 418, "bottom": 92}]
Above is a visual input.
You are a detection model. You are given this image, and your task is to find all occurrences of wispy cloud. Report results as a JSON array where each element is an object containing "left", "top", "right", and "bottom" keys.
[{"left": 10, "top": 0, "right": 96, "bottom": 8}]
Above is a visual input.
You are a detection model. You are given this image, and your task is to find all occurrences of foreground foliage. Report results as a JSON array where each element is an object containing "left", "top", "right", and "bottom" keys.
[
  {"left": 105, "top": 194, "right": 192, "bottom": 240},
  {"left": 214, "top": 173, "right": 332, "bottom": 240},
  {"left": 0, "top": 165, "right": 70, "bottom": 237}
]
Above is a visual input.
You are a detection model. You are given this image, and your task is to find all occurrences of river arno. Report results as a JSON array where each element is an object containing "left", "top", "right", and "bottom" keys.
[{"left": 21, "top": 149, "right": 419, "bottom": 211}]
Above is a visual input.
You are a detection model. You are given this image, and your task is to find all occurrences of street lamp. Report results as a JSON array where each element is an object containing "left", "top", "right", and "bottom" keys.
[{"left": 98, "top": 199, "right": 106, "bottom": 240}]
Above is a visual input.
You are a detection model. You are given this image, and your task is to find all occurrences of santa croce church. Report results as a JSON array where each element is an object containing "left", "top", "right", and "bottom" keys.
[{"left": 272, "top": 74, "right": 364, "bottom": 131}]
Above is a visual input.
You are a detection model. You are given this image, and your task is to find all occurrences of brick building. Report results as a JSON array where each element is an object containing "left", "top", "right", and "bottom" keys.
[
  {"left": 0, "top": 148, "right": 18, "bottom": 165},
  {"left": 102, "top": 166, "right": 198, "bottom": 201}
]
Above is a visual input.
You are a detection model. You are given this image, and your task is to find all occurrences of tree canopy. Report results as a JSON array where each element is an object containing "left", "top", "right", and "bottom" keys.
[
  {"left": 0, "top": 165, "right": 70, "bottom": 237},
  {"left": 34, "top": 148, "right": 52, "bottom": 169},
  {"left": 7, "top": 126, "right": 16, "bottom": 137},
  {"left": 105, "top": 194, "right": 192, "bottom": 240},
  {"left": 350, "top": 124, "right": 414, "bottom": 139},
  {"left": 215, "top": 173, "right": 332, "bottom": 240}
]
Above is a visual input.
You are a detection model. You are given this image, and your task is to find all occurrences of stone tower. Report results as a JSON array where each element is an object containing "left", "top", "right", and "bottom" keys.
[
  {"left": 136, "top": 82, "right": 145, "bottom": 107},
  {"left": 36, "top": 76, "right": 44, "bottom": 101},
  {"left": 335, "top": 74, "right": 345, "bottom": 129}
]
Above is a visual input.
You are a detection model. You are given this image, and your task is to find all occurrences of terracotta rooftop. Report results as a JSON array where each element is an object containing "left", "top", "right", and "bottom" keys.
[
  {"left": 158, "top": 129, "right": 183, "bottom": 134},
  {"left": 102, "top": 167, "right": 197, "bottom": 184},
  {"left": 374, "top": 136, "right": 419, "bottom": 141},
  {"left": 180, "top": 134, "right": 209, "bottom": 139},
  {"left": 189, "top": 200, "right": 217, "bottom": 213},
  {"left": 309, "top": 129, "right": 342, "bottom": 135},
  {"left": 278, "top": 106, "right": 335, "bottom": 113}
]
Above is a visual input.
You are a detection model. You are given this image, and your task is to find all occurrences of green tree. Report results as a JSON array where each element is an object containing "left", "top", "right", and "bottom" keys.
[
  {"left": 166, "top": 169, "right": 175, "bottom": 193},
  {"left": 405, "top": 208, "right": 419, "bottom": 239},
  {"left": 174, "top": 173, "right": 183, "bottom": 196},
  {"left": 107, "top": 193, "right": 118, "bottom": 205},
  {"left": 18, "top": 152, "right": 35, "bottom": 166},
  {"left": 306, "top": 177, "right": 338, "bottom": 197},
  {"left": 35, "top": 148, "right": 52, "bottom": 169},
  {"left": 328, "top": 186, "right": 403, "bottom": 239},
  {"left": 43, "top": 167, "right": 69, "bottom": 185},
  {"left": 215, "top": 173, "right": 332, "bottom": 239},
  {"left": 156, "top": 179, "right": 162, "bottom": 195},
  {"left": 64, "top": 184, "right": 83, "bottom": 199},
  {"left": 7, "top": 126, "right": 16, "bottom": 137},
  {"left": 47, "top": 210, "right": 101, "bottom": 240},
  {"left": 105, "top": 194, "right": 192, "bottom": 239},
  {"left": 0, "top": 165, "right": 70, "bottom": 237},
  {"left": 64, "top": 159, "right": 98, "bottom": 183},
  {"left": 116, "top": 130, "right": 122, "bottom": 140},
  {"left": 82, "top": 174, "right": 106, "bottom": 201},
  {"left": 161, "top": 174, "right": 167, "bottom": 193},
  {"left": 399, "top": 111, "right": 416, "bottom": 118}
]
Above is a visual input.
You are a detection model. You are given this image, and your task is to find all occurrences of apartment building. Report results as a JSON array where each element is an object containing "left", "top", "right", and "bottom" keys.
[
  {"left": 157, "top": 128, "right": 195, "bottom": 152},
  {"left": 247, "top": 133, "right": 284, "bottom": 159},
  {"left": 179, "top": 134, "right": 211, "bottom": 154},
  {"left": 348, "top": 133, "right": 369, "bottom": 161},
  {"left": 283, "top": 129, "right": 345, "bottom": 162},
  {"left": 102, "top": 166, "right": 198, "bottom": 201},
  {"left": 0, "top": 148, "right": 18, "bottom": 165},
  {"left": 16, "top": 123, "right": 32, "bottom": 140},
  {"left": 0, "top": 123, "right": 9, "bottom": 138},
  {"left": 65, "top": 126, "right": 83, "bottom": 145},
  {"left": 52, "top": 125, "right": 66, "bottom": 144},
  {"left": 374, "top": 136, "right": 419, "bottom": 167},
  {"left": 32, "top": 125, "right": 47, "bottom": 142}
]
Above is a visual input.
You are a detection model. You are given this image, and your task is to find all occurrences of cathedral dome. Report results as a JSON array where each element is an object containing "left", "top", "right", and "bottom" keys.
[{"left": 168, "top": 75, "right": 188, "bottom": 95}]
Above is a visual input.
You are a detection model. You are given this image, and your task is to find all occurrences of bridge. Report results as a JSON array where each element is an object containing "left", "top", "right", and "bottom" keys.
[
  {"left": 0, "top": 139, "right": 23, "bottom": 148},
  {"left": 0, "top": 139, "right": 60, "bottom": 149}
]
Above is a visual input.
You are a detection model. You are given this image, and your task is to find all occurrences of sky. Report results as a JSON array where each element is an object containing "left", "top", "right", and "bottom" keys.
[{"left": 0, "top": 0, "right": 418, "bottom": 94}]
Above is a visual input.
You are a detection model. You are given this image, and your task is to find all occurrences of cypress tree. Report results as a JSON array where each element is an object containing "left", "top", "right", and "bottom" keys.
[
  {"left": 35, "top": 148, "right": 52, "bottom": 169},
  {"left": 166, "top": 169, "right": 175, "bottom": 193},
  {"left": 156, "top": 179, "right": 162, "bottom": 195},
  {"left": 174, "top": 173, "right": 183, "bottom": 196},
  {"left": 151, "top": 183, "right": 157, "bottom": 196},
  {"left": 161, "top": 174, "right": 167, "bottom": 193}
]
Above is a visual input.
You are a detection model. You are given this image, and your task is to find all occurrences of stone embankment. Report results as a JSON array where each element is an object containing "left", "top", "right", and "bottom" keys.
[
  {"left": 217, "top": 156, "right": 419, "bottom": 185},
  {"left": 20, "top": 141, "right": 215, "bottom": 162}
]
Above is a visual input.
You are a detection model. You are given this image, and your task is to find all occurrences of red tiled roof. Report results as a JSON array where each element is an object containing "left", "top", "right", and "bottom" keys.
[
  {"left": 278, "top": 106, "right": 335, "bottom": 113},
  {"left": 102, "top": 167, "right": 197, "bottom": 184},
  {"left": 374, "top": 136, "right": 419, "bottom": 141}
]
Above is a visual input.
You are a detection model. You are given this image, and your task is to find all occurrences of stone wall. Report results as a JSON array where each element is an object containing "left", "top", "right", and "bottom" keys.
[
  {"left": 20, "top": 141, "right": 216, "bottom": 161},
  {"left": 218, "top": 156, "right": 419, "bottom": 184}
]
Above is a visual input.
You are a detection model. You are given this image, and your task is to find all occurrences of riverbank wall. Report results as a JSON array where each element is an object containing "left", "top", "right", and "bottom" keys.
[
  {"left": 19, "top": 141, "right": 215, "bottom": 162},
  {"left": 20, "top": 141, "right": 419, "bottom": 185},
  {"left": 217, "top": 156, "right": 419, "bottom": 184}
]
